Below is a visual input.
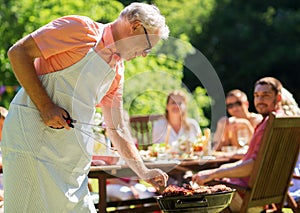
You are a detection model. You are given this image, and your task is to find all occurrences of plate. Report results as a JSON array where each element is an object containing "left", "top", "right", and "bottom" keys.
[
  {"left": 175, "top": 156, "right": 199, "bottom": 161},
  {"left": 92, "top": 155, "right": 120, "bottom": 165},
  {"left": 142, "top": 157, "right": 157, "bottom": 162}
]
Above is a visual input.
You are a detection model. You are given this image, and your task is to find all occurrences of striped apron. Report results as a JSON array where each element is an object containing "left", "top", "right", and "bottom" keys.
[{"left": 2, "top": 35, "right": 116, "bottom": 212}]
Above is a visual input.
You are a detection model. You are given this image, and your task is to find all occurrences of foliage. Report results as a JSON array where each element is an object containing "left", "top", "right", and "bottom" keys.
[
  {"left": 190, "top": 0, "right": 300, "bottom": 108},
  {"left": 123, "top": 37, "right": 211, "bottom": 126},
  {"left": 0, "top": 0, "right": 213, "bottom": 127},
  {"left": 154, "top": 0, "right": 215, "bottom": 39},
  {"left": 0, "top": 0, "right": 123, "bottom": 105}
]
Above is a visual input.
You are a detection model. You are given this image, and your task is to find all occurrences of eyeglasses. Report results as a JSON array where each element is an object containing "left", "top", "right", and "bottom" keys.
[
  {"left": 226, "top": 101, "right": 242, "bottom": 109},
  {"left": 142, "top": 26, "right": 152, "bottom": 54}
]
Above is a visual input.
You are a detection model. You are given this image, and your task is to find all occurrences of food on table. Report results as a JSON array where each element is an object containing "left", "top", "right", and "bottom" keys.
[{"left": 148, "top": 143, "right": 169, "bottom": 157}]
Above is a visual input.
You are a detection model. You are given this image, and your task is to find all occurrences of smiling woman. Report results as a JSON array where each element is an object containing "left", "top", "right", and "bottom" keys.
[{"left": 152, "top": 90, "right": 201, "bottom": 151}]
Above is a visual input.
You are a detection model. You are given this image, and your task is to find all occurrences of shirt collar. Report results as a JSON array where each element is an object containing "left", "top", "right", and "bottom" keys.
[{"left": 102, "top": 24, "right": 118, "bottom": 56}]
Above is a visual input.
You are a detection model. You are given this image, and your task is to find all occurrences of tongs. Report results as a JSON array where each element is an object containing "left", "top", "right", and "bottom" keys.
[{"left": 63, "top": 111, "right": 117, "bottom": 152}]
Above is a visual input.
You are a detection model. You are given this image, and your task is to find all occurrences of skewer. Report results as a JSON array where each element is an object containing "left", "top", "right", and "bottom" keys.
[{"left": 74, "top": 126, "right": 117, "bottom": 151}]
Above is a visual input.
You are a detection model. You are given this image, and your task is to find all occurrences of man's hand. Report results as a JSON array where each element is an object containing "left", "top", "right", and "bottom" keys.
[
  {"left": 40, "top": 103, "right": 71, "bottom": 130},
  {"left": 143, "top": 168, "right": 168, "bottom": 193},
  {"left": 192, "top": 169, "right": 217, "bottom": 186}
]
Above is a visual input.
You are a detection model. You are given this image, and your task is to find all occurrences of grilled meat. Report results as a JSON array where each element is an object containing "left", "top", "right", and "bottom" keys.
[{"left": 161, "top": 184, "right": 232, "bottom": 197}]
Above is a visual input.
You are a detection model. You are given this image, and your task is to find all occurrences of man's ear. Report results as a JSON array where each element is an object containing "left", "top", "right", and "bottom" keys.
[
  {"left": 277, "top": 93, "right": 282, "bottom": 103},
  {"left": 130, "top": 21, "right": 142, "bottom": 33}
]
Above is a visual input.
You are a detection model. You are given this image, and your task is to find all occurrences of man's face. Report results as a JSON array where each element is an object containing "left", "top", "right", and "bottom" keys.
[
  {"left": 254, "top": 84, "right": 279, "bottom": 116},
  {"left": 116, "top": 24, "right": 160, "bottom": 61},
  {"left": 119, "top": 35, "right": 159, "bottom": 61}
]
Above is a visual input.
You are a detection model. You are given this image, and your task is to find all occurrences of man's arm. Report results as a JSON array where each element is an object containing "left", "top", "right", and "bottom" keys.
[
  {"left": 102, "top": 106, "right": 168, "bottom": 190},
  {"left": 192, "top": 159, "right": 254, "bottom": 185},
  {"left": 7, "top": 35, "right": 70, "bottom": 129}
]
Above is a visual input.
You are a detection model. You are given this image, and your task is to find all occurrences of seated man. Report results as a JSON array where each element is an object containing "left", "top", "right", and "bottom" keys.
[
  {"left": 192, "top": 77, "right": 286, "bottom": 212},
  {"left": 213, "top": 89, "right": 262, "bottom": 151}
]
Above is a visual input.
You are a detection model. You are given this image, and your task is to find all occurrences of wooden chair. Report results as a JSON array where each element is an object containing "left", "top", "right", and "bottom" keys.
[
  {"left": 130, "top": 114, "right": 164, "bottom": 150},
  {"left": 215, "top": 113, "right": 300, "bottom": 212},
  {"left": 286, "top": 174, "right": 300, "bottom": 213}
]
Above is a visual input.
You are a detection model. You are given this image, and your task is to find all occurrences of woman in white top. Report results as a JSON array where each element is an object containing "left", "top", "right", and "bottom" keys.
[{"left": 152, "top": 90, "right": 201, "bottom": 145}]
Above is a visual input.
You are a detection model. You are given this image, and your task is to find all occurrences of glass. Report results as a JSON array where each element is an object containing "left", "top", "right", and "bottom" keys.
[
  {"left": 157, "top": 146, "right": 168, "bottom": 161},
  {"left": 142, "top": 26, "right": 152, "bottom": 54},
  {"left": 237, "top": 128, "right": 249, "bottom": 147}
]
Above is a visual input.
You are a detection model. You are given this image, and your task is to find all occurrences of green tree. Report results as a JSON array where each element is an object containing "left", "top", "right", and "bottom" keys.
[
  {"left": 191, "top": 0, "right": 300, "bottom": 107},
  {"left": 0, "top": 0, "right": 123, "bottom": 107},
  {"left": 0, "top": 0, "right": 213, "bottom": 127}
]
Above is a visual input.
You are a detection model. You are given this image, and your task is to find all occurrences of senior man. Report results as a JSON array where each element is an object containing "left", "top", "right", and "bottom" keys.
[{"left": 3, "top": 2, "right": 169, "bottom": 212}]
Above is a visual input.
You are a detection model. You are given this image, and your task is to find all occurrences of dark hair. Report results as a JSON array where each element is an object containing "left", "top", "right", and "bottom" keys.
[{"left": 254, "top": 77, "right": 282, "bottom": 95}]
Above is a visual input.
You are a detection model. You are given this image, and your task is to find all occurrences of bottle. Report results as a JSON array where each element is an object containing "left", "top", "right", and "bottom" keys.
[{"left": 203, "top": 128, "right": 211, "bottom": 155}]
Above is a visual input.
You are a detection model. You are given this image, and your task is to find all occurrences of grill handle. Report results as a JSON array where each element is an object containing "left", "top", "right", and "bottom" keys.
[{"left": 175, "top": 198, "right": 208, "bottom": 209}]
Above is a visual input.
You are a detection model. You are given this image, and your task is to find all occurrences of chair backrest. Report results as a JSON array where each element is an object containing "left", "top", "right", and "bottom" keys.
[
  {"left": 241, "top": 113, "right": 300, "bottom": 211},
  {"left": 130, "top": 114, "right": 164, "bottom": 150}
]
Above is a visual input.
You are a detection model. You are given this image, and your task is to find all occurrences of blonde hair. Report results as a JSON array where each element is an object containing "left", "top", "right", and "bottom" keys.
[
  {"left": 165, "top": 90, "right": 191, "bottom": 132},
  {"left": 226, "top": 89, "right": 248, "bottom": 102},
  {"left": 120, "top": 2, "right": 169, "bottom": 39},
  {"left": 281, "top": 87, "right": 300, "bottom": 116}
]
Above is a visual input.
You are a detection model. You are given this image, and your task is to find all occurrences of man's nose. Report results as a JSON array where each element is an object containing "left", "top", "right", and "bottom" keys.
[{"left": 141, "top": 52, "right": 148, "bottom": 57}]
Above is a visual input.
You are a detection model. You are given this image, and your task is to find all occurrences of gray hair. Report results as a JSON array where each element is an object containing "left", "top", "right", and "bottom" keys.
[{"left": 120, "top": 2, "right": 169, "bottom": 39}]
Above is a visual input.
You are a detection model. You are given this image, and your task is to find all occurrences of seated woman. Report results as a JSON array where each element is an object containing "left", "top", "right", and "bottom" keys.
[
  {"left": 213, "top": 89, "right": 262, "bottom": 151},
  {"left": 152, "top": 90, "right": 201, "bottom": 155}
]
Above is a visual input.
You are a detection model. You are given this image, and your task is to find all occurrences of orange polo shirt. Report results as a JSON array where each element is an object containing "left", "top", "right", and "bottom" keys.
[{"left": 31, "top": 15, "right": 124, "bottom": 107}]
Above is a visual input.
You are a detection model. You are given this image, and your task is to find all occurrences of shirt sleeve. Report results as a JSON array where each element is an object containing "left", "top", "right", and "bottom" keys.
[
  {"left": 243, "top": 118, "right": 268, "bottom": 160},
  {"left": 31, "top": 15, "right": 98, "bottom": 59}
]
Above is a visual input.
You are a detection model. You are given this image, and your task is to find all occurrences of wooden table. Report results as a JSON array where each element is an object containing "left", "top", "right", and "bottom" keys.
[{"left": 88, "top": 156, "right": 235, "bottom": 213}]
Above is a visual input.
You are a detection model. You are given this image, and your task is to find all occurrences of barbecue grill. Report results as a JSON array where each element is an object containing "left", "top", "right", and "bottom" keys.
[{"left": 156, "top": 185, "right": 235, "bottom": 213}]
